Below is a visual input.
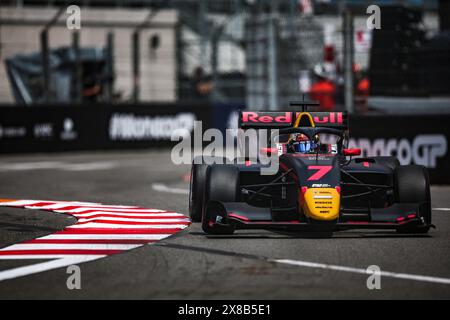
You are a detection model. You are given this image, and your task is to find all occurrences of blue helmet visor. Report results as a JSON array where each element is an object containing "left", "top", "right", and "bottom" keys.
[{"left": 294, "top": 141, "right": 313, "bottom": 153}]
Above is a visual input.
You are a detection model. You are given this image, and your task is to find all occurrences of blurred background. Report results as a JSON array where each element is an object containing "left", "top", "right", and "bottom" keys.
[
  {"left": 0, "top": 0, "right": 450, "bottom": 183},
  {"left": 1, "top": 0, "right": 449, "bottom": 111}
]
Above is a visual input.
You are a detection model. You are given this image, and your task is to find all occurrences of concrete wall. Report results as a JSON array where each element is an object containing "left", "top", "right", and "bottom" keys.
[{"left": 0, "top": 7, "right": 178, "bottom": 104}]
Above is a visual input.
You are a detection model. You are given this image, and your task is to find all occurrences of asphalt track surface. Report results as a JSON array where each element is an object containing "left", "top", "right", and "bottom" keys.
[{"left": 0, "top": 150, "right": 449, "bottom": 299}]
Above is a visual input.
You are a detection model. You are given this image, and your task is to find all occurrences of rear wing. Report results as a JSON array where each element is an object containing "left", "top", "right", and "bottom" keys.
[{"left": 239, "top": 111, "right": 348, "bottom": 130}]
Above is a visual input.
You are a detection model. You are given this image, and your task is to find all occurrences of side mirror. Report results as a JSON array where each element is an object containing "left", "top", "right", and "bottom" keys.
[{"left": 343, "top": 148, "right": 361, "bottom": 157}]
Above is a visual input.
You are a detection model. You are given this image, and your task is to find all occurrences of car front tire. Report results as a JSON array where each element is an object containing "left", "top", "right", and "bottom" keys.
[
  {"left": 189, "top": 162, "right": 209, "bottom": 222},
  {"left": 202, "top": 165, "right": 240, "bottom": 235},
  {"left": 394, "top": 165, "right": 432, "bottom": 234}
]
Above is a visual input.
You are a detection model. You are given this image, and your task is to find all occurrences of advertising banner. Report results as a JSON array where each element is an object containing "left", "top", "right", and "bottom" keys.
[
  {"left": 0, "top": 105, "right": 448, "bottom": 183},
  {"left": 0, "top": 103, "right": 212, "bottom": 153},
  {"left": 349, "top": 114, "right": 449, "bottom": 184}
]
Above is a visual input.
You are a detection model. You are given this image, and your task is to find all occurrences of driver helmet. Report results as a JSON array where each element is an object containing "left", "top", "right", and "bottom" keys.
[{"left": 290, "top": 134, "right": 318, "bottom": 154}]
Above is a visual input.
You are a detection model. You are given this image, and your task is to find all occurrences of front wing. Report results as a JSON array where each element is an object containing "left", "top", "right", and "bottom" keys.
[{"left": 205, "top": 201, "right": 430, "bottom": 232}]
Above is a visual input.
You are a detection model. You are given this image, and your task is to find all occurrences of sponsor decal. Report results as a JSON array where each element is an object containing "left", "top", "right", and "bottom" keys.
[
  {"left": 355, "top": 29, "right": 373, "bottom": 53},
  {"left": 307, "top": 166, "right": 333, "bottom": 181},
  {"left": 109, "top": 113, "right": 196, "bottom": 141},
  {"left": 349, "top": 134, "right": 448, "bottom": 168},
  {"left": 0, "top": 125, "right": 26, "bottom": 139},
  {"left": 34, "top": 123, "right": 54, "bottom": 139},
  {"left": 311, "top": 184, "right": 332, "bottom": 188},
  {"left": 310, "top": 113, "right": 343, "bottom": 125},
  {"left": 240, "top": 112, "right": 344, "bottom": 126},
  {"left": 60, "top": 118, "right": 78, "bottom": 141},
  {"left": 242, "top": 112, "right": 293, "bottom": 124}
]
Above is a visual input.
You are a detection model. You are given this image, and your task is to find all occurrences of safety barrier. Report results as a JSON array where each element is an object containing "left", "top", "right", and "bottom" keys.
[{"left": 0, "top": 104, "right": 448, "bottom": 183}]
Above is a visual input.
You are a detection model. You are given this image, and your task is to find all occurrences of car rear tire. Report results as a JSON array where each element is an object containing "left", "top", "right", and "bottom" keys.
[
  {"left": 189, "top": 162, "right": 209, "bottom": 222},
  {"left": 394, "top": 165, "right": 432, "bottom": 234},
  {"left": 202, "top": 165, "right": 240, "bottom": 235}
]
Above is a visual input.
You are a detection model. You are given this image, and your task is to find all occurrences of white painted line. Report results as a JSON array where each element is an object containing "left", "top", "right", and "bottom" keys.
[
  {"left": 434, "top": 208, "right": 450, "bottom": 211},
  {"left": 152, "top": 183, "right": 189, "bottom": 195},
  {"left": 0, "top": 161, "right": 117, "bottom": 172},
  {"left": 40, "top": 234, "right": 170, "bottom": 240},
  {"left": 26, "top": 204, "right": 136, "bottom": 210},
  {"left": 54, "top": 207, "right": 165, "bottom": 213},
  {"left": 1, "top": 244, "right": 141, "bottom": 251},
  {"left": 273, "top": 259, "right": 450, "bottom": 286},
  {"left": 77, "top": 217, "right": 190, "bottom": 223},
  {"left": 0, "top": 162, "right": 62, "bottom": 171},
  {"left": 0, "top": 256, "right": 105, "bottom": 282},
  {"left": 61, "top": 162, "right": 117, "bottom": 171},
  {"left": 0, "top": 200, "right": 47, "bottom": 207},
  {"left": 0, "top": 255, "right": 93, "bottom": 260},
  {"left": 73, "top": 212, "right": 184, "bottom": 218},
  {"left": 67, "top": 223, "right": 188, "bottom": 229}
]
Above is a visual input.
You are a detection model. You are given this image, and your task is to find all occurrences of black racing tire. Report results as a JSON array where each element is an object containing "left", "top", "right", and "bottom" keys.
[
  {"left": 394, "top": 165, "right": 432, "bottom": 234},
  {"left": 189, "top": 162, "right": 209, "bottom": 222},
  {"left": 202, "top": 165, "right": 240, "bottom": 235},
  {"left": 374, "top": 156, "right": 400, "bottom": 171}
]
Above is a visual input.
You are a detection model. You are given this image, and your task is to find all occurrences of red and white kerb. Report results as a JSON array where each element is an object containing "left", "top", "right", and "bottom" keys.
[{"left": 0, "top": 199, "right": 190, "bottom": 281}]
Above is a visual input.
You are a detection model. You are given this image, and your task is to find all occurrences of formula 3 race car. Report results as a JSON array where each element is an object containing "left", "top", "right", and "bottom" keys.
[{"left": 189, "top": 102, "right": 433, "bottom": 235}]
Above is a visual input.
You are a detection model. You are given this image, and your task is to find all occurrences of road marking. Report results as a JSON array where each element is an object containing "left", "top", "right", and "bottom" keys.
[
  {"left": 0, "top": 256, "right": 104, "bottom": 282},
  {"left": 0, "top": 161, "right": 117, "bottom": 172},
  {"left": 0, "top": 162, "right": 62, "bottom": 171},
  {"left": 61, "top": 162, "right": 117, "bottom": 171},
  {"left": 273, "top": 259, "right": 450, "bottom": 286},
  {"left": 54, "top": 208, "right": 166, "bottom": 213},
  {"left": 0, "top": 255, "right": 94, "bottom": 260},
  {"left": 151, "top": 183, "right": 189, "bottom": 195},
  {"left": 73, "top": 212, "right": 184, "bottom": 218},
  {"left": 0, "top": 199, "right": 190, "bottom": 281},
  {"left": 158, "top": 243, "right": 450, "bottom": 287},
  {"left": 76, "top": 217, "right": 190, "bottom": 223},
  {"left": 66, "top": 222, "right": 188, "bottom": 229},
  {"left": 1, "top": 243, "right": 141, "bottom": 251},
  {"left": 26, "top": 204, "right": 139, "bottom": 211},
  {"left": 434, "top": 208, "right": 450, "bottom": 211},
  {"left": 38, "top": 234, "right": 170, "bottom": 240}
]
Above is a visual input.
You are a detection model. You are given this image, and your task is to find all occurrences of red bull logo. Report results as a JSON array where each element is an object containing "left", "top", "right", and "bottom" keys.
[
  {"left": 241, "top": 112, "right": 292, "bottom": 124},
  {"left": 241, "top": 112, "right": 345, "bottom": 126}
]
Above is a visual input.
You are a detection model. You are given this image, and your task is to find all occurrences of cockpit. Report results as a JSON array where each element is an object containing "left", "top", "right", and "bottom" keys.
[{"left": 273, "top": 132, "right": 339, "bottom": 156}]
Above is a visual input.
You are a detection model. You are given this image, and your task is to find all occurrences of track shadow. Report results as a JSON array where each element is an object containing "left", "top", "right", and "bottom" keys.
[
  {"left": 189, "top": 230, "right": 432, "bottom": 240},
  {"left": 190, "top": 231, "right": 335, "bottom": 239},
  {"left": 331, "top": 232, "right": 432, "bottom": 239},
  {"left": 0, "top": 221, "right": 59, "bottom": 232}
]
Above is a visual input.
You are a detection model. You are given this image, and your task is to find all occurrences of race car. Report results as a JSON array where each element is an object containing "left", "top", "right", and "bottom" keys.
[{"left": 189, "top": 102, "right": 433, "bottom": 235}]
